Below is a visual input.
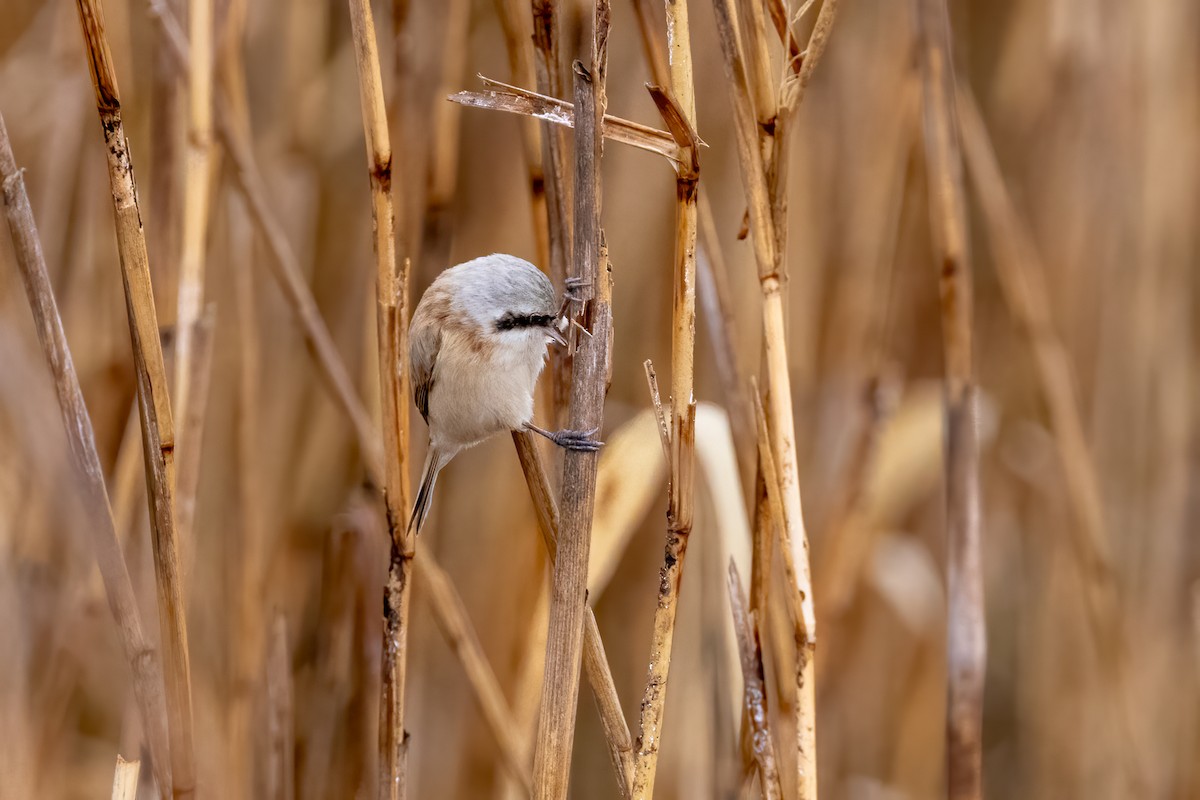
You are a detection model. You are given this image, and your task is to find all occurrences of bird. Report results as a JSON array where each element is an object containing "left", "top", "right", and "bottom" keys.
[{"left": 407, "top": 253, "right": 601, "bottom": 533}]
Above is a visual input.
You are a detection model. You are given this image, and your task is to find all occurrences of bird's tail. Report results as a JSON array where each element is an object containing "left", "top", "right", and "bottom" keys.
[{"left": 408, "top": 447, "right": 450, "bottom": 535}]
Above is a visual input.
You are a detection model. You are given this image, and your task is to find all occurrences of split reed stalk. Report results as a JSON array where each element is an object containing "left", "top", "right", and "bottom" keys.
[
  {"left": 172, "top": 0, "right": 213, "bottom": 521},
  {"left": 914, "top": 1, "right": 985, "bottom": 797},
  {"left": 727, "top": 562, "right": 782, "bottom": 800},
  {"left": 345, "top": 1, "right": 414, "bottom": 795},
  {"left": 531, "top": 13, "right": 612, "bottom": 788},
  {"left": 512, "top": 430, "right": 634, "bottom": 794},
  {"left": 111, "top": 756, "right": 141, "bottom": 800},
  {"left": 0, "top": 111, "right": 173, "bottom": 800},
  {"left": 630, "top": 0, "right": 701, "bottom": 793},
  {"left": 73, "top": 2, "right": 196, "bottom": 796}
]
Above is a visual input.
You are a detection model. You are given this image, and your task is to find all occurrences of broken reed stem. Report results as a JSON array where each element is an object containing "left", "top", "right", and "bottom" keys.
[
  {"left": 450, "top": 78, "right": 682, "bottom": 165},
  {"left": 531, "top": 34, "right": 612, "bottom": 795},
  {"left": 957, "top": 85, "right": 1146, "bottom": 791},
  {"left": 0, "top": 110, "right": 174, "bottom": 800},
  {"left": 416, "top": 555, "right": 534, "bottom": 793},
  {"left": 630, "top": 0, "right": 700, "bottom": 792},
  {"left": 344, "top": 1, "right": 414, "bottom": 796},
  {"left": 172, "top": 0, "right": 213, "bottom": 497},
  {"left": 530, "top": 0, "right": 572, "bottom": 416},
  {"left": 111, "top": 756, "right": 141, "bottom": 800},
  {"left": 73, "top": 2, "right": 197, "bottom": 796},
  {"left": 914, "top": 1, "right": 985, "bottom": 797},
  {"left": 512, "top": 430, "right": 634, "bottom": 795},
  {"left": 727, "top": 562, "right": 782, "bottom": 800}
]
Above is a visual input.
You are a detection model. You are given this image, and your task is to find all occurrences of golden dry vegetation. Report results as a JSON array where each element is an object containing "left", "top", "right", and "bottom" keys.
[{"left": 0, "top": 0, "right": 1197, "bottom": 799}]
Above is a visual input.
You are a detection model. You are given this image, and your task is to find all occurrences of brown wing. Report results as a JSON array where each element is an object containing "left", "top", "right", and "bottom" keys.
[{"left": 410, "top": 321, "right": 441, "bottom": 424}]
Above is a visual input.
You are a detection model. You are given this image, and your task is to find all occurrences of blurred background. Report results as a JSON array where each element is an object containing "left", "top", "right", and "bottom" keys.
[{"left": 0, "top": 0, "right": 1197, "bottom": 798}]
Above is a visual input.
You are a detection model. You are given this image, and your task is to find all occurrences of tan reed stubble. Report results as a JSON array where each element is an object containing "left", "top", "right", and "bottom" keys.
[
  {"left": 0, "top": 110, "right": 174, "bottom": 800},
  {"left": 73, "top": 2, "right": 197, "bottom": 796},
  {"left": 629, "top": 1, "right": 701, "bottom": 794},
  {"left": 512, "top": 430, "right": 634, "bottom": 795},
  {"left": 531, "top": 2, "right": 612, "bottom": 787},
  {"left": 345, "top": 0, "right": 415, "bottom": 796},
  {"left": 727, "top": 561, "right": 782, "bottom": 800},
  {"left": 957, "top": 84, "right": 1146, "bottom": 792},
  {"left": 913, "top": 1, "right": 985, "bottom": 797}
]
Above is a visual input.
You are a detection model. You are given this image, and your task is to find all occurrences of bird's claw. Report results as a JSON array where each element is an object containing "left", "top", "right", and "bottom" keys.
[
  {"left": 552, "top": 427, "right": 603, "bottom": 452},
  {"left": 564, "top": 276, "right": 591, "bottom": 300}
]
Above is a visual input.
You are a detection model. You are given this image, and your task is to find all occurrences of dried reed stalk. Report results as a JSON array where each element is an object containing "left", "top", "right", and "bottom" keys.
[
  {"left": 957, "top": 85, "right": 1146, "bottom": 791},
  {"left": 111, "top": 756, "right": 140, "bottom": 800},
  {"left": 531, "top": 11, "right": 612, "bottom": 787},
  {"left": 512, "top": 430, "right": 634, "bottom": 794},
  {"left": 711, "top": 0, "right": 827, "bottom": 792},
  {"left": 629, "top": 0, "right": 701, "bottom": 791},
  {"left": 530, "top": 0, "right": 572, "bottom": 413},
  {"left": 172, "top": 0, "right": 213, "bottom": 493},
  {"left": 727, "top": 561, "right": 782, "bottom": 800},
  {"left": 73, "top": 2, "right": 196, "bottom": 795},
  {"left": 629, "top": 0, "right": 756, "bottom": 498},
  {"left": 417, "top": 555, "right": 533, "bottom": 792},
  {"left": 492, "top": 0, "right": 550, "bottom": 268},
  {"left": 266, "top": 614, "right": 295, "bottom": 800},
  {"left": 451, "top": 78, "right": 681, "bottom": 164},
  {"left": 0, "top": 110, "right": 174, "bottom": 800},
  {"left": 345, "top": 1, "right": 414, "bottom": 795},
  {"left": 913, "top": 1, "right": 985, "bottom": 797}
]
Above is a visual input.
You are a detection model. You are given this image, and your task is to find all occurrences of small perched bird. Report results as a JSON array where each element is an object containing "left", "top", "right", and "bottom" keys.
[{"left": 407, "top": 253, "right": 600, "bottom": 533}]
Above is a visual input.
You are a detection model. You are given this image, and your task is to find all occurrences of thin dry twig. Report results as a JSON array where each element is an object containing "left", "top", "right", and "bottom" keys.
[
  {"left": 727, "top": 561, "right": 782, "bottom": 800},
  {"left": 417, "top": 554, "right": 534, "bottom": 793},
  {"left": 0, "top": 110, "right": 173, "bottom": 800},
  {"left": 512, "top": 430, "right": 634, "bottom": 795},
  {"left": 531, "top": 4, "right": 612, "bottom": 786},
  {"left": 914, "top": 1, "right": 985, "bottom": 796},
  {"left": 344, "top": 0, "right": 414, "bottom": 795},
  {"left": 642, "top": 359, "right": 671, "bottom": 465},
  {"left": 73, "top": 2, "right": 196, "bottom": 795}
]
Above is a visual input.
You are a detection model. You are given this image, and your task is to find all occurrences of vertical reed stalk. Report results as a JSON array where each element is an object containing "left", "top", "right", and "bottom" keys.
[
  {"left": 630, "top": 0, "right": 700, "bottom": 791},
  {"left": 914, "top": 1, "right": 985, "bottom": 797},
  {"left": 727, "top": 562, "right": 782, "bottom": 800},
  {"left": 531, "top": 1, "right": 611, "bottom": 789},
  {"left": 73, "top": 2, "right": 196, "bottom": 795},
  {"left": 172, "top": 0, "right": 213, "bottom": 518},
  {"left": 513, "top": 431, "right": 634, "bottom": 794},
  {"left": 0, "top": 110, "right": 173, "bottom": 800},
  {"left": 345, "top": 0, "right": 413, "bottom": 796}
]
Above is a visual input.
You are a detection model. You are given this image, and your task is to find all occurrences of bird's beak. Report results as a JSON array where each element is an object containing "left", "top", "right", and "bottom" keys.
[{"left": 547, "top": 323, "right": 568, "bottom": 347}]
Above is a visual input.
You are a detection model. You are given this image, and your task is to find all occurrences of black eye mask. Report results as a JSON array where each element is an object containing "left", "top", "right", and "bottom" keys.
[{"left": 495, "top": 312, "right": 556, "bottom": 332}]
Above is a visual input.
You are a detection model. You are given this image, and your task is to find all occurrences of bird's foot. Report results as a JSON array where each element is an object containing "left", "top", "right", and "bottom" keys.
[{"left": 526, "top": 424, "right": 603, "bottom": 452}]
